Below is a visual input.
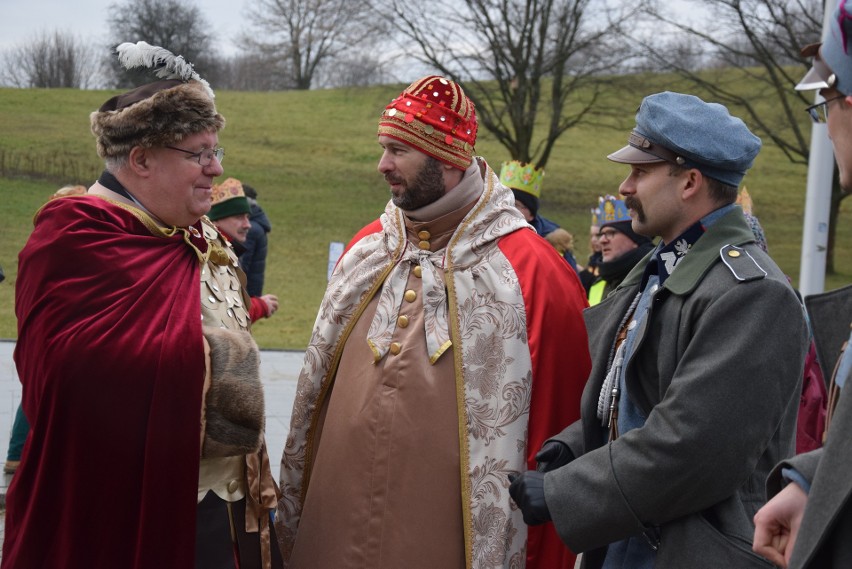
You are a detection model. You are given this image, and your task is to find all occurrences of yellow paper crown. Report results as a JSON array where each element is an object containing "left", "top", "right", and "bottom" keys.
[{"left": 499, "top": 160, "right": 544, "bottom": 198}]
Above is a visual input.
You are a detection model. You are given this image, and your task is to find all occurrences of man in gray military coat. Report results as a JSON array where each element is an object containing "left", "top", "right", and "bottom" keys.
[
  {"left": 509, "top": 92, "right": 810, "bottom": 569},
  {"left": 752, "top": 3, "right": 852, "bottom": 567}
]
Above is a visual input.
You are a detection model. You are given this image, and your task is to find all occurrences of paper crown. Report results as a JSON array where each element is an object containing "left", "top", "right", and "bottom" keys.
[
  {"left": 499, "top": 161, "right": 544, "bottom": 198},
  {"left": 378, "top": 75, "right": 477, "bottom": 170},
  {"left": 208, "top": 177, "right": 250, "bottom": 221},
  {"left": 596, "top": 195, "right": 631, "bottom": 226}
]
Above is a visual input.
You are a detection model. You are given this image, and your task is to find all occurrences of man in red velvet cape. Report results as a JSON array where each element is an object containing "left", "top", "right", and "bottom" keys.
[
  {"left": 4, "top": 42, "right": 274, "bottom": 569},
  {"left": 276, "top": 75, "right": 590, "bottom": 569}
]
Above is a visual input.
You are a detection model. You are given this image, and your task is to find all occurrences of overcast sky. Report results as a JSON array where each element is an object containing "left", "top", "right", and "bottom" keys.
[{"left": 0, "top": 0, "right": 250, "bottom": 57}]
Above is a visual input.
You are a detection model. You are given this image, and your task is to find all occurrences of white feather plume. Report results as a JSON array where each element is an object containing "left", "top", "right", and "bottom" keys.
[{"left": 115, "top": 41, "right": 214, "bottom": 99}]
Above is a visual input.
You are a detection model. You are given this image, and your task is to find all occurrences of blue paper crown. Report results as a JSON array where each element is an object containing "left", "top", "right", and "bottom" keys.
[{"left": 596, "top": 195, "right": 631, "bottom": 226}]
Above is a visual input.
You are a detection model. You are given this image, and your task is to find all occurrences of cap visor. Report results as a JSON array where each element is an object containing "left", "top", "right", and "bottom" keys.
[
  {"left": 607, "top": 144, "right": 666, "bottom": 164},
  {"left": 796, "top": 64, "right": 830, "bottom": 91}
]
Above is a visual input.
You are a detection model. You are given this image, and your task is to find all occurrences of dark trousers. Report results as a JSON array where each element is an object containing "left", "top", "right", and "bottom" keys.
[{"left": 196, "top": 492, "right": 283, "bottom": 569}]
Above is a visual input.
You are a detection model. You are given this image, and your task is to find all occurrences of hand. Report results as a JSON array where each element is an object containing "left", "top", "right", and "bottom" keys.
[
  {"left": 508, "top": 471, "right": 551, "bottom": 525},
  {"left": 535, "top": 440, "right": 572, "bottom": 472},
  {"left": 261, "top": 294, "right": 279, "bottom": 317},
  {"left": 752, "top": 482, "right": 808, "bottom": 568}
]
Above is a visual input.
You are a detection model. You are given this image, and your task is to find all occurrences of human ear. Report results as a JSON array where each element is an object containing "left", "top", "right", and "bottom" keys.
[
  {"left": 128, "top": 146, "right": 152, "bottom": 177},
  {"left": 680, "top": 169, "right": 702, "bottom": 201}
]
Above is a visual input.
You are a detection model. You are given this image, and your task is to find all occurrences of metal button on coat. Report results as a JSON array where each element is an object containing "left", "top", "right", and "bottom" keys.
[
  {"left": 390, "top": 342, "right": 402, "bottom": 355},
  {"left": 418, "top": 230, "right": 431, "bottom": 240},
  {"left": 728, "top": 250, "right": 741, "bottom": 258},
  {"left": 404, "top": 290, "right": 417, "bottom": 302},
  {"left": 398, "top": 315, "right": 410, "bottom": 328},
  {"left": 227, "top": 479, "right": 239, "bottom": 493},
  {"left": 413, "top": 266, "right": 422, "bottom": 278},
  {"left": 418, "top": 240, "right": 430, "bottom": 250}
]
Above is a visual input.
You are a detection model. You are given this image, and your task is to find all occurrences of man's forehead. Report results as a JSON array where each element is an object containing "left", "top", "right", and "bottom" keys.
[{"left": 378, "top": 136, "right": 413, "bottom": 150}]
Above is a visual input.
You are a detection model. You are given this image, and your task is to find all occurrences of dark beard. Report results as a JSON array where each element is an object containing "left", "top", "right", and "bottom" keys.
[
  {"left": 391, "top": 157, "right": 445, "bottom": 210},
  {"left": 624, "top": 196, "right": 645, "bottom": 224}
]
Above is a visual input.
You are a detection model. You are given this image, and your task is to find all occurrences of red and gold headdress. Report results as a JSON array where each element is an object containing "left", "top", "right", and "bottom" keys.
[{"left": 378, "top": 75, "right": 477, "bottom": 170}]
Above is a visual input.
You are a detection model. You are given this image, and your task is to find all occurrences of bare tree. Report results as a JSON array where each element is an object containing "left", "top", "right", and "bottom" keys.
[
  {"left": 380, "top": 0, "right": 640, "bottom": 170},
  {"left": 105, "top": 0, "right": 217, "bottom": 88},
  {"left": 0, "top": 31, "right": 102, "bottom": 89},
  {"left": 243, "top": 0, "right": 384, "bottom": 90},
  {"left": 633, "top": 0, "right": 847, "bottom": 272}
]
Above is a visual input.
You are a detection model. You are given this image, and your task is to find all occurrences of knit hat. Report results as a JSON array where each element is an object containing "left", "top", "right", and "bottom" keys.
[
  {"left": 378, "top": 75, "right": 477, "bottom": 170},
  {"left": 90, "top": 42, "right": 225, "bottom": 159},
  {"left": 500, "top": 161, "right": 544, "bottom": 217},
  {"left": 209, "top": 178, "right": 251, "bottom": 221},
  {"left": 597, "top": 195, "right": 651, "bottom": 246}
]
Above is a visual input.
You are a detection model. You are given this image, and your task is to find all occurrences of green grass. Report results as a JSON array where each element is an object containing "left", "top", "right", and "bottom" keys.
[{"left": 1, "top": 81, "right": 850, "bottom": 349}]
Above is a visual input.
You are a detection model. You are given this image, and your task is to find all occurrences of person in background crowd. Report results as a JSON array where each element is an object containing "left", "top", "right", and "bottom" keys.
[
  {"left": 277, "top": 75, "right": 591, "bottom": 569},
  {"left": 587, "top": 195, "right": 655, "bottom": 306},
  {"left": 208, "top": 177, "right": 279, "bottom": 323},
  {"left": 239, "top": 184, "right": 272, "bottom": 298},
  {"left": 500, "top": 160, "right": 580, "bottom": 271},
  {"left": 3, "top": 41, "right": 279, "bottom": 569},
  {"left": 509, "top": 91, "right": 808, "bottom": 569},
  {"left": 752, "top": 5, "right": 852, "bottom": 564},
  {"left": 578, "top": 207, "right": 604, "bottom": 293}
]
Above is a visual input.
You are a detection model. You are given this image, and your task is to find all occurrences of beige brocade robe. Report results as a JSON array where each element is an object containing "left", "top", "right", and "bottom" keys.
[{"left": 289, "top": 201, "right": 477, "bottom": 568}]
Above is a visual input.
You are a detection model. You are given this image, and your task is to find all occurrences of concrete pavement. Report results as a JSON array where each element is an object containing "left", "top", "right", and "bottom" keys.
[{"left": 0, "top": 340, "right": 303, "bottom": 498}]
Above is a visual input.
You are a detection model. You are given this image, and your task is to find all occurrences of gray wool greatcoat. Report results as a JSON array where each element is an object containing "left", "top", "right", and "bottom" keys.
[
  {"left": 767, "top": 336, "right": 852, "bottom": 568},
  {"left": 544, "top": 208, "right": 810, "bottom": 569}
]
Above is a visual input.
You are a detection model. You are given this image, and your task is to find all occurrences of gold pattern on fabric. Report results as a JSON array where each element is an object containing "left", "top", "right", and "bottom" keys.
[
  {"left": 366, "top": 246, "right": 451, "bottom": 364},
  {"left": 278, "top": 161, "right": 534, "bottom": 569}
]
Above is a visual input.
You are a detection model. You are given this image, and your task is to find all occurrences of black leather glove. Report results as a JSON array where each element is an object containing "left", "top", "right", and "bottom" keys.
[
  {"left": 535, "top": 440, "right": 573, "bottom": 472},
  {"left": 508, "top": 471, "right": 552, "bottom": 525}
]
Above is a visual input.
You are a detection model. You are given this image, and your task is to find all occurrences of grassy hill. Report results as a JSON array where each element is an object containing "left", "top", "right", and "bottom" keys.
[{"left": 1, "top": 81, "right": 850, "bottom": 349}]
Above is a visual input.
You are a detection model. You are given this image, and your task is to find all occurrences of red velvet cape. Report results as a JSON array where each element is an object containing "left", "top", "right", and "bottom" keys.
[{"left": 4, "top": 196, "right": 206, "bottom": 568}]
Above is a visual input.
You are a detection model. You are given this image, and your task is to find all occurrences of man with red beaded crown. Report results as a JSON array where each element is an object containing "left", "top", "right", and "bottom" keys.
[{"left": 275, "top": 75, "right": 591, "bottom": 569}]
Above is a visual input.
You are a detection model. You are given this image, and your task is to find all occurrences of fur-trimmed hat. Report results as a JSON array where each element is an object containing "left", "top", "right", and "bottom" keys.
[
  {"left": 378, "top": 75, "right": 477, "bottom": 170},
  {"left": 90, "top": 42, "right": 225, "bottom": 159}
]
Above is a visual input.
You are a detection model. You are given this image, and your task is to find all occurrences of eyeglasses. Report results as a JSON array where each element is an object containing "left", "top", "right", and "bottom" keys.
[
  {"left": 165, "top": 145, "right": 225, "bottom": 166},
  {"left": 597, "top": 229, "right": 620, "bottom": 240},
  {"left": 805, "top": 95, "right": 845, "bottom": 123}
]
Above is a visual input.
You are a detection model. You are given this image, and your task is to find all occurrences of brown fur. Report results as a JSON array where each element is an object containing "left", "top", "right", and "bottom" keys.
[
  {"left": 90, "top": 81, "right": 225, "bottom": 159},
  {"left": 201, "top": 326, "right": 264, "bottom": 458}
]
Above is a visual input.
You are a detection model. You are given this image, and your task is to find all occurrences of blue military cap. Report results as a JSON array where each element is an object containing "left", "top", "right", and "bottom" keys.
[
  {"left": 797, "top": 1, "right": 852, "bottom": 95},
  {"left": 607, "top": 92, "right": 762, "bottom": 187}
]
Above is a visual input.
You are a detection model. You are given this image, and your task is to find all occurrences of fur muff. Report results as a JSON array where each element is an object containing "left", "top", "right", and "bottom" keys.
[
  {"left": 201, "top": 326, "right": 264, "bottom": 458},
  {"left": 90, "top": 81, "right": 225, "bottom": 159}
]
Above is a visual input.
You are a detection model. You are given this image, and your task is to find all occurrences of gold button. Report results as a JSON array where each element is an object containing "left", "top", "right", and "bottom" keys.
[
  {"left": 727, "top": 250, "right": 741, "bottom": 258},
  {"left": 418, "top": 240, "right": 430, "bottom": 250},
  {"left": 404, "top": 290, "right": 417, "bottom": 302},
  {"left": 227, "top": 479, "right": 240, "bottom": 493},
  {"left": 398, "top": 315, "right": 409, "bottom": 328},
  {"left": 418, "top": 230, "right": 431, "bottom": 240},
  {"left": 390, "top": 342, "right": 402, "bottom": 355},
  {"left": 413, "top": 266, "right": 422, "bottom": 278}
]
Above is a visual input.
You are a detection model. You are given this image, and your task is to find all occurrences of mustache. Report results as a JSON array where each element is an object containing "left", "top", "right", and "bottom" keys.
[
  {"left": 385, "top": 174, "right": 403, "bottom": 185},
  {"left": 624, "top": 196, "right": 641, "bottom": 212}
]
